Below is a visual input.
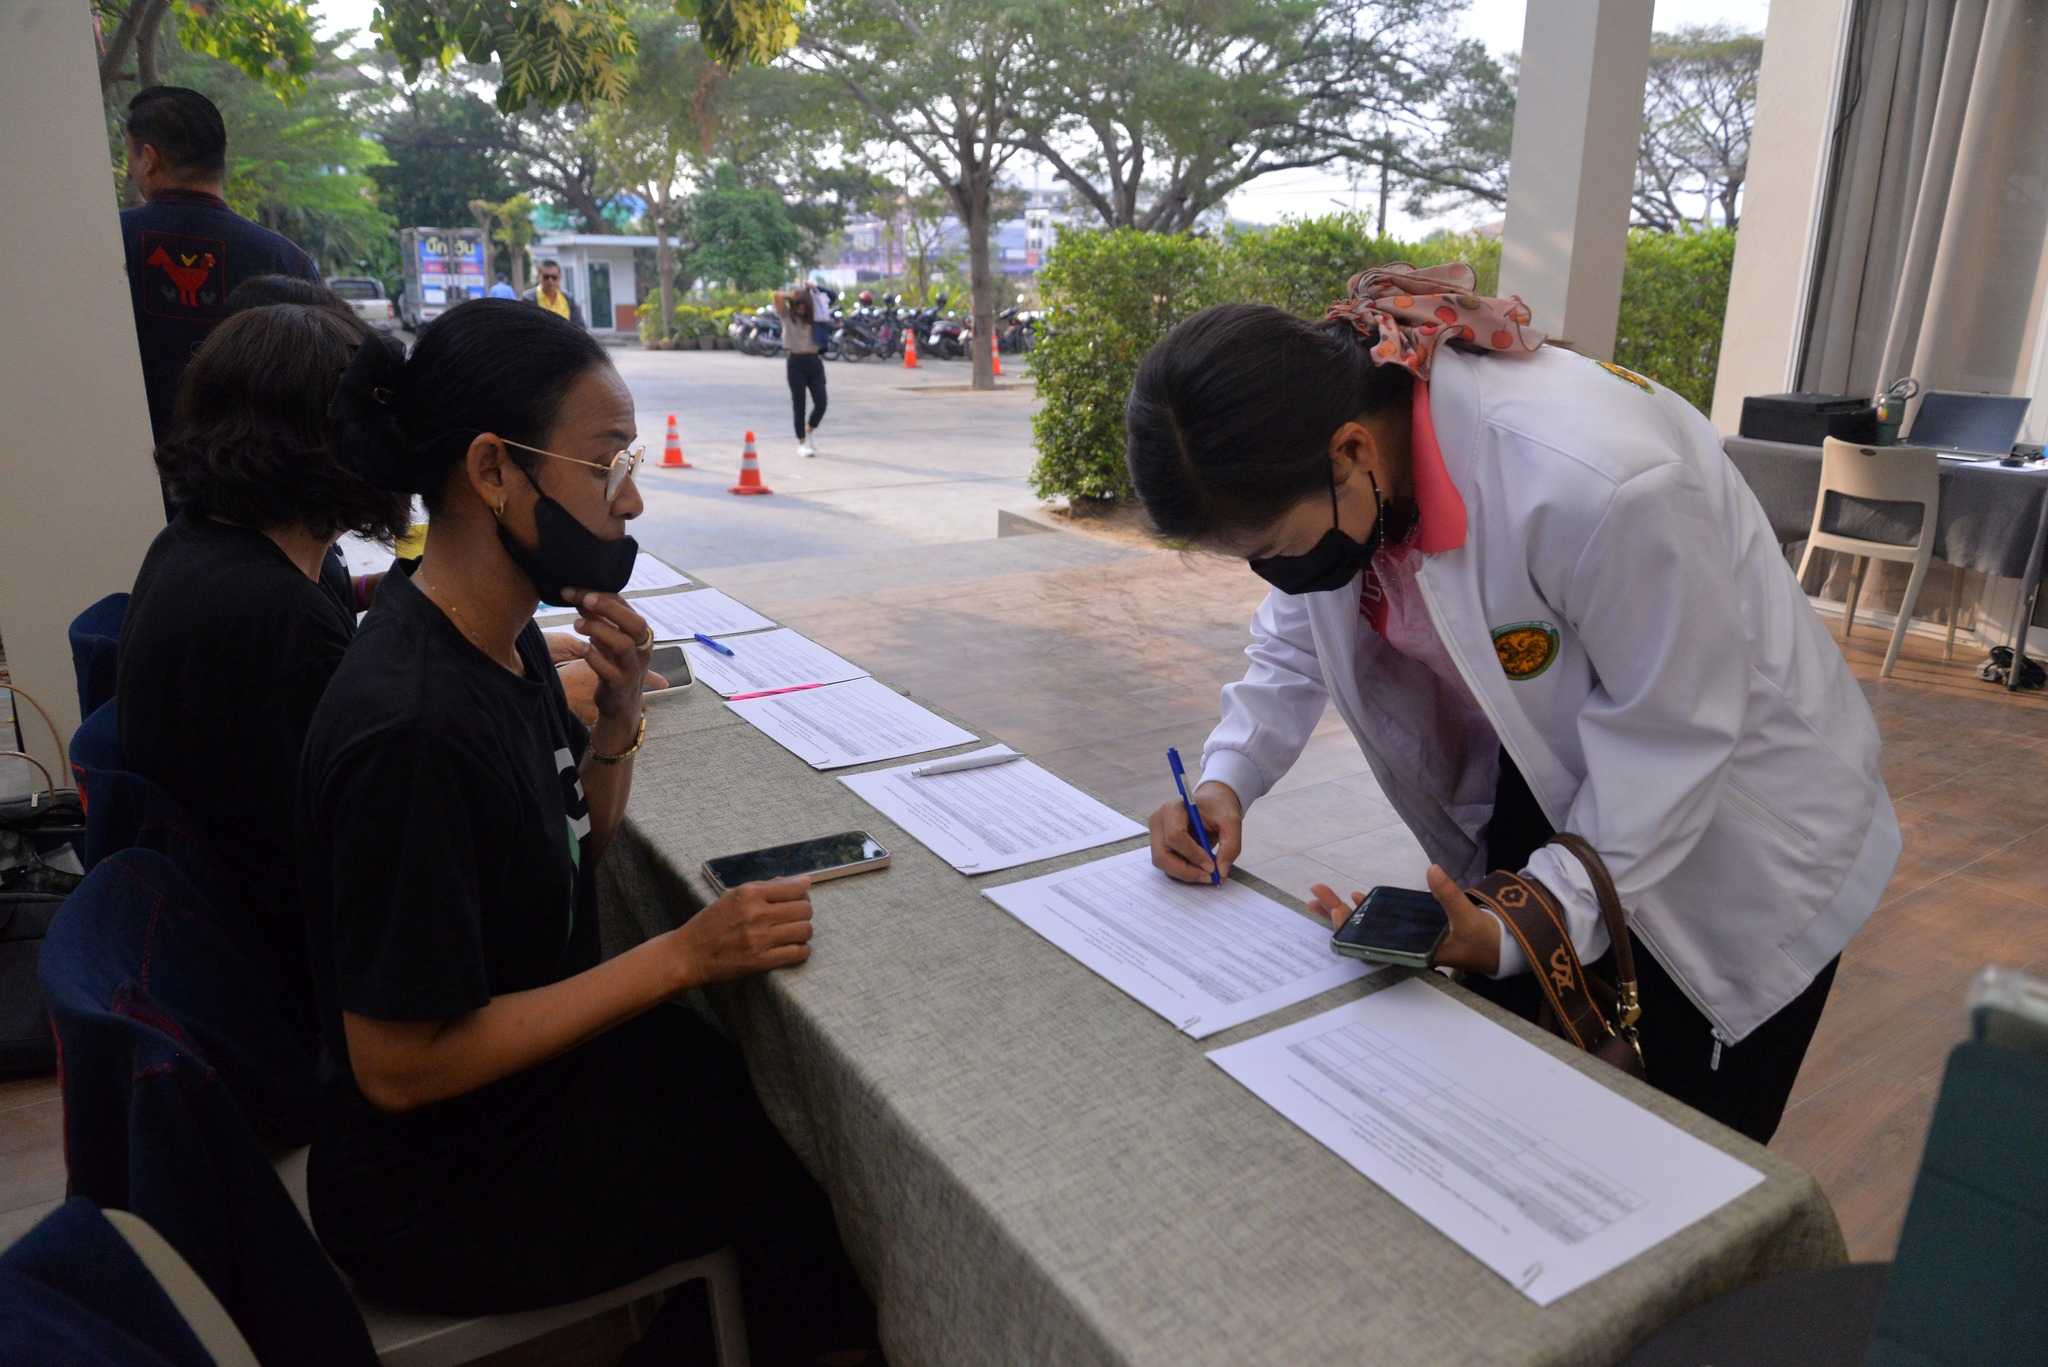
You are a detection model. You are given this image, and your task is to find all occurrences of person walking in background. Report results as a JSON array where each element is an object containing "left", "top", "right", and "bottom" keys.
[
  {"left": 120, "top": 85, "right": 321, "bottom": 512},
  {"left": 524, "top": 260, "right": 585, "bottom": 327},
  {"left": 774, "top": 284, "right": 827, "bottom": 458},
  {"left": 489, "top": 275, "right": 518, "bottom": 300}
]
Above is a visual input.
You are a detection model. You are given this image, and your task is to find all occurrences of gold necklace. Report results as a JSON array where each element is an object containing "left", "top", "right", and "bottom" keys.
[{"left": 417, "top": 575, "right": 520, "bottom": 674}]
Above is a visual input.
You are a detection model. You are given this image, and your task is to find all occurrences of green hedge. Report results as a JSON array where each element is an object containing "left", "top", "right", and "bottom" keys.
[
  {"left": 635, "top": 298, "right": 732, "bottom": 344},
  {"left": 1030, "top": 220, "right": 1736, "bottom": 503}
]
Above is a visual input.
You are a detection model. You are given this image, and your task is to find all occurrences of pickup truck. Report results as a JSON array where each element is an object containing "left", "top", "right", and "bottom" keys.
[{"left": 328, "top": 276, "right": 400, "bottom": 333}]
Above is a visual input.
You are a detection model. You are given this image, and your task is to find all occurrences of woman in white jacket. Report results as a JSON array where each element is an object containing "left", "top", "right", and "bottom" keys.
[{"left": 1133, "top": 265, "right": 1898, "bottom": 1143}]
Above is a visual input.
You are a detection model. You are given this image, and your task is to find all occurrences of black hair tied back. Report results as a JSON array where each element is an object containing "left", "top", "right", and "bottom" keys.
[{"left": 329, "top": 331, "right": 417, "bottom": 495}]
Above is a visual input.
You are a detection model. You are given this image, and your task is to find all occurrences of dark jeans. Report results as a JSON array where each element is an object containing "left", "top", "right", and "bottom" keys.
[
  {"left": 787, "top": 352, "right": 826, "bottom": 440},
  {"left": 312, "top": 1006, "right": 874, "bottom": 1362},
  {"left": 1473, "top": 749, "right": 1836, "bottom": 1145}
]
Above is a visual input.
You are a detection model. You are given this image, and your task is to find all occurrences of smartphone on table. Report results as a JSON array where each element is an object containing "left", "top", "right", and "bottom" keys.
[
  {"left": 703, "top": 831, "right": 891, "bottom": 893},
  {"left": 645, "top": 643, "right": 693, "bottom": 694},
  {"left": 1330, "top": 885, "right": 1449, "bottom": 969}
]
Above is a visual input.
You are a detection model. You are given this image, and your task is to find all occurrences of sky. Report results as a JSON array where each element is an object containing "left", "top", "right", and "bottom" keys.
[{"left": 311, "top": 0, "right": 1770, "bottom": 235}]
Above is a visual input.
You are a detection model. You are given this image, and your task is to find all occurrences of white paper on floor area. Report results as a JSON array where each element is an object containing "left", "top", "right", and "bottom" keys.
[
  {"left": 622, "top": 554, "right": 691, "bottom": 595},
  {"left": 726, "top": 677, "right": 975, "bottom": 769},
  {"left": 684, "top": 628, "right": 868, "bottom": 697},
  {"left": 1207, "top": 977, "right": 1765, "bottom": 1305},
  {"left": 540, "top": 587, "right": 774, "bottom": 640},
  {"left": 840, "top": 745, "right": 1146, "bottom": 874},
  {"left": 981, "top": 848, "right": 1369, "bottom": 1038}
]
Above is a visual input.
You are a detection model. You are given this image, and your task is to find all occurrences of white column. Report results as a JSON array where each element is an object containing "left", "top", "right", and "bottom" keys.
[
  {"left": 1708, "top": 0, "right": 1856, "bottom": 431},
  {"left": 1497, "top": 0, "right": 1655, "bottom": 362},
  {"left": 0, "top": 3, "right": 164, "bottom": 777}
]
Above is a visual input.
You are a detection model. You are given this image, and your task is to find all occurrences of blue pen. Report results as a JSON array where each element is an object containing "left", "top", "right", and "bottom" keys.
[
  {"left": 1167, "top": 747, "right": 1221, "bottom": 886},
  {"left": 693, "top": 632, "right": 735, "bottom": 657}
]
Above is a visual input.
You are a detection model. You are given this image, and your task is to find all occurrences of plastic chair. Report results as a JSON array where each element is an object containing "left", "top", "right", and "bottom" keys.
[
  {"left": 68, "top": 593, "right": 128, "bottom": 719},
  {"left": 273, "top": 1149, "right": 750, "bottom": 1367},
  {"left": 0, "top": 1197, "right": 255, "bottom": 1367},
  {"left": 1796, "top": 440, "right": 1962, "bottom": 678},
  {"left": 66, "top": 699, "right": 220, "bottom": 887}
]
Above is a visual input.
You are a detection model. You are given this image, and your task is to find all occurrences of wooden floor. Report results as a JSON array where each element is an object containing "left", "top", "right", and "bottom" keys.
[{"left": 5, "top": 577, "right": 2043, "bottom": 1323}]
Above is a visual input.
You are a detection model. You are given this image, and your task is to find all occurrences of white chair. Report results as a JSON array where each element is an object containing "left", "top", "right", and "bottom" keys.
[
  {"left": 1798, "top": 438, "right": 1963, "bottom": 678},
  {"left": 274, "top": 1146, "right": 750, "bottom": 1367}
]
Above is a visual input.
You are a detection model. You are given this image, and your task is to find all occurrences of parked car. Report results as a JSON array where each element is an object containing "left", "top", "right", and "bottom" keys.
[{"left": 329, "top": 276, "right": 400, "bottom": 333}]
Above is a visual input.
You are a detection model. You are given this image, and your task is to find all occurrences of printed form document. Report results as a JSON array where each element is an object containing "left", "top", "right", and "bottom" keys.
[
  {"left": 622, "top": 554, "right": 691, "bottom": 595},
  {"left": 685, "top": 629, "right": 869, "bottom": 697},
  {"left": 542, "top": 587, "right": 775, "bottom": 640},
  {"left": 727, "top": 677, "right": 975, "bottom": 769},
  {"left": 982, "top": 849, "right": 1368, "bottom": 1037},
  {"left": 1208, "top": 977, "right": 1764, "bottom": 1305},
  {"left": 840, "top": 745, "right": 1145, "bottom": 873}
]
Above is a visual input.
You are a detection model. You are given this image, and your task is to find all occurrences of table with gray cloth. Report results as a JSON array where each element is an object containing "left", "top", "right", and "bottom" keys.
[
  {"left": 1724, "top": 437, "right": 2048, "bottom": 668},
  {"left": 599, "top": 672, "right": 1848, "bottom": 1367}
]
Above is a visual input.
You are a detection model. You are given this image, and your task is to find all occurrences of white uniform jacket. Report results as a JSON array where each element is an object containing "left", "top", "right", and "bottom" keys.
[{"left": 1200, "top": 344, "right": 1900, "bottom": 1045}]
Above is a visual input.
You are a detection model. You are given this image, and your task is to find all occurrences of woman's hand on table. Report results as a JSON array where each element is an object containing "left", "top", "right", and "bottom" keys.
[
  {"left": 670, "top": 877, "right": 815, "bottom": 987},
  {"left": 1147, "top": 780, "right": 1244, "bottom": 883},
  {"left": 1308, "top": 866, "right": 1501, "bottom": 975}
]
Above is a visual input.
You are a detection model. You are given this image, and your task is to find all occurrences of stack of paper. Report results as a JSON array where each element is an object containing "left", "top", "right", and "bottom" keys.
[
  {"left": 982, "top": 848, "right": 1369, "bottom": 1037},
  {"left": 840, "top": 746, "right": 1144, "bottom": 874},
  {"left": 685, "top": 629, "right": 868, "bottom": 697},
  {"left": 727, "top": 677, "right": 975, "bottom": 769},
  {"left": 1207, "top": 978, "right": 1764, "bottom": 1304},
  {"left": 542, "top": 587, "right": 774, "bottom": 639},
  {"left": 623, "top": 554, "right": 691, "bottom": 595}
]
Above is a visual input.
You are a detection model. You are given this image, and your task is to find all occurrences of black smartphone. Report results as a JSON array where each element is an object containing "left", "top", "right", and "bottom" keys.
[
  {"left": 1330, "top": 885, "right": 1449, "bottom": 969},
  {"left": 646, "top": 644, "right": 692, "bottom": 692},
  {"left": 703, "top": 831, "right": 890, "bottom": 893}
]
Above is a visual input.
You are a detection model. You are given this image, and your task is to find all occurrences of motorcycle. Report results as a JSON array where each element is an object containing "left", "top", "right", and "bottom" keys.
[
  {"left": 997, "top": 306, "right": 1041, "bottom": 355},
  {"left": 926, "top": 294, "right": 966, "bottom": 360},
  {"left": 742, "top": 302, "right": 783, "bottom": 356}
]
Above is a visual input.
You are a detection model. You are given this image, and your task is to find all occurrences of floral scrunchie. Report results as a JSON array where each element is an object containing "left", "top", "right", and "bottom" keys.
[{"left": 1324, "top": 262, "right": 1546, "bottom": 381}]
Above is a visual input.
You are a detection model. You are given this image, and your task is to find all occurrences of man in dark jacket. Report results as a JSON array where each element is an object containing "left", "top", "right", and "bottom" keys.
[
  {"left": 521, "top": 259, "right": 587, "bottom": 327},
  {"left": 120, "top": 86, "right": 321, "bottom": 515}
]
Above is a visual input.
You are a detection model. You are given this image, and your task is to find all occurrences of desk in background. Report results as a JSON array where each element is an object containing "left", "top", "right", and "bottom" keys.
[{"left": 1724, "top": 436, "right": 2048, "bottom": 688}]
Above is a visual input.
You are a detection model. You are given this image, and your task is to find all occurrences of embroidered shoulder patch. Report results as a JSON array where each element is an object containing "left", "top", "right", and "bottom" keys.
[
  {"left": 1491, "top": 621, "right": 1560, "bottom": 680},
  {"left": 1595, "top": 359, "right": 1653, "bottom": 393}
]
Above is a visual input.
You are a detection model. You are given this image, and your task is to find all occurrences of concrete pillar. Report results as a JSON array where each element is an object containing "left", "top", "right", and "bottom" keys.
[
  {"left": 1497, "top": 0, "right": 1655, "bottom": 362},
  {"left": 0, "top": 3, "right": 163, "bottom": 779},
  {"left": 1708, "top": 0, "right": 1856, "bottom": 432}
]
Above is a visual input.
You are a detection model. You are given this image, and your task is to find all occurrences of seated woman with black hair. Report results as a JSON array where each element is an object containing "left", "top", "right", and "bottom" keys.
[
  {"left": 118, "top": 302, "right": 411, "bottom": 1046},
  {"left": 300, "top": 299, "right": 875, "bottom": 1362}
]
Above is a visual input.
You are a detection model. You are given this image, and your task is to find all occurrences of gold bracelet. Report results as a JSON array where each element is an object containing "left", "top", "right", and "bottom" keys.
[{"left": 591, "top": 713, "right": 646, "bottom": 765}]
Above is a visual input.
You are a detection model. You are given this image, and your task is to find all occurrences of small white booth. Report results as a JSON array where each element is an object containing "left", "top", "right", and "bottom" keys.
[{"left": 530, "top": 233, "right": 684, "bottom": 336}]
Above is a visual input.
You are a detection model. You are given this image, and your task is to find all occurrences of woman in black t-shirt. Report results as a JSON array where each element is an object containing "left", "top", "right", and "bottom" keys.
[
  {"left": 302, "top": 300, "right": 874, "bottom": 1362},
  {"left": 119, "top": 303, "right": 413, "bottom": 1046}
]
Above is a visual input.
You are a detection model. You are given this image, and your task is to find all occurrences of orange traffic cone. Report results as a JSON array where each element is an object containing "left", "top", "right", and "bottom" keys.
[
  {"left": 991, "top": 346, "right": 1002, "bottom": 377},
  {"left": 729, "top": 431, "right": 772, "bottom": 495},
  {"left": 661, "top": 413, "right": 690, "bottom": 468},
  {"left": 903, "top": 330, "right": 919, "bottom": 369}
]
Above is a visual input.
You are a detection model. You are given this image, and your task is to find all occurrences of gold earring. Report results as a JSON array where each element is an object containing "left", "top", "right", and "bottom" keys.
[{"left": 492, "top": 500, "right": 505, "bottom": 519}]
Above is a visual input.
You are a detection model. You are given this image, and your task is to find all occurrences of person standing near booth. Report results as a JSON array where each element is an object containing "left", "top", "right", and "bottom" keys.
[
  {"left": 1132, "top": 265, "right": 1899, "bottom": 1145},
  {"left": 523, "top": 259, "right": 585, "bottom": 327}
]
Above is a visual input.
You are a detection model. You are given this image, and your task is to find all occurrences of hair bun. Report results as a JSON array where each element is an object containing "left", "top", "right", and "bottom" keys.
[{"left": 329, "top": 332, "right": 416, "bottom": 493}]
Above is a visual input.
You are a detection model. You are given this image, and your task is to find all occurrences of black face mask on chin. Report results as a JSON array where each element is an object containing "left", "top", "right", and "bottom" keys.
[
  {"left": 1249, "top": 470, "right": 1399, "bottom": 596},
  {"left": 496, "top": 480, "right": 639, "bottom": 608}
]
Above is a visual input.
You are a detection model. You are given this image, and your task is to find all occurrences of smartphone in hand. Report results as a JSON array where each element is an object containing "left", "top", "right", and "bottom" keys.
[{"left": 1330, "top": 886, "right": 1448, "bottom": 969}]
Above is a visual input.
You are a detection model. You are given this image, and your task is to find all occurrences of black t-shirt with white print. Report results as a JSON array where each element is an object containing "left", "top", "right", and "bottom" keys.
[{"left": 297, "top": 564, "right": 596, "bottom": 1175}]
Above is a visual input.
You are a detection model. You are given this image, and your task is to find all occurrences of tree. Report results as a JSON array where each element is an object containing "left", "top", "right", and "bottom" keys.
[
  {"left": 1396, "top": 40, "right": 1516, "bottom": 218},
  {"left": 685, "top": 163, "right": 802, "bottom": 291},
  {"left": 365, "top": 62, "right": 520, "bottom": 228},
  {"left": 895, "top": 182, "right": 960, "bottom": 304},
  {"left": 1633, "top": 25, "right": 1760, "bottom": 231},
  {"left": 1010, "top": 0, "right": 1460, "bottom": 235},
  {"left": 95, "top": 0, "right": 317, "bottom": 102},
  {"left": 152, "top": 35, "right": 393, "bottom": 271},
  {"left": 470, "top": 193, "right": 538, "bottom": 291},
  {"left": 790, "top": 0, "right": 1055, "bottom": 389}
]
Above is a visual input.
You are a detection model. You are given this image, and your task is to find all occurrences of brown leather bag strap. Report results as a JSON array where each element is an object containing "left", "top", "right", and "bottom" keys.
[
  {"left": 1546, "top": 833, "right": 1642, "bottom": 1032},
  {"left": 1468, "top": 870, "right": 1614, "bottom": 1050}
]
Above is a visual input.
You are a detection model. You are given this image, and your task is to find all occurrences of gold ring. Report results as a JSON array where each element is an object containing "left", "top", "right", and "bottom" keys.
[{"left": 638, "top": 626, "right": 654, "bottom": 649}]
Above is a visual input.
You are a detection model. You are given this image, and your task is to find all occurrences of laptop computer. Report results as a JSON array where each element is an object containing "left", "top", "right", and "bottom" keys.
[{"left": 1907, "top": 390, "right": 2031, "bottom": 460}]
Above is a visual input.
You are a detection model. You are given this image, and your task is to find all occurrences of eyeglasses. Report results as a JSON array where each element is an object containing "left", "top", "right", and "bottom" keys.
[{"left": 492, "top": 434, "right": 645, "bottom": 502}]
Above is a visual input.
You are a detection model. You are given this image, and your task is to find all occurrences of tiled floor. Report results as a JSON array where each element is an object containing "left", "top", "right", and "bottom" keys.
[{"left": 8, "top": 531, "right": 2044, "bottom": 1335}]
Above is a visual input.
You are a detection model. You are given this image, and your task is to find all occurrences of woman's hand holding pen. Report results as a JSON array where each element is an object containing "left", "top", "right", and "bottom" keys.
[{"left": 1148, "top": 781, "right": 1244, "bottom": 884}]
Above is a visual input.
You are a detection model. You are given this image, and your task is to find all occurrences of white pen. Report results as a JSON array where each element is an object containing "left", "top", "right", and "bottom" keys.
[{"left": 910, "top": 752, "right": 1026, "bottom": 778}]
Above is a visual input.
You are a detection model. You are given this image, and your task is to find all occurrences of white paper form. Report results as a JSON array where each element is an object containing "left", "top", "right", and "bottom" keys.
[
  {"left": 726, "top": 677, "right": 975, "bottom": 769},
  {"left": 1207, "top": 978, "right": 1764, "bottom": 1305},
  {"left": 623, "top": 554, "right": 691, "bottom": 595},
  {"left": 981, "top": 848, "right": 1369, "bottom": 1037},
  {"left": 685, "top": 629, "right": 868, "bottom": 697},
  {"left": 541, "top": 587, "right": 775, "bottom": 638},
  {"left": 840, "top": 746, "right": 1146, "bottom": 874}
]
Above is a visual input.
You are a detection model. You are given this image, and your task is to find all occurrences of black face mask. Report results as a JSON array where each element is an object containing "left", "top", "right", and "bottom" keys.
[
  {"left": 1249, "top": 471, "right": 1392, "bottom": 596},
  {"left": 497, "top": 485, "right": 639, "bottom": 608}
]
